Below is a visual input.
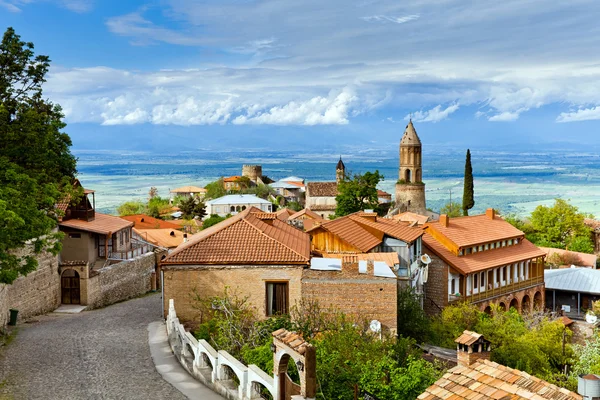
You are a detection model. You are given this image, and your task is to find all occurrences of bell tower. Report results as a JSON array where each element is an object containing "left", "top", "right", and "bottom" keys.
[
  {"left": 395, "top": 120, "right": 426, "bottom": 213},
  {"left": 336, "top": 156, "right": 346, "bottom": 184}
]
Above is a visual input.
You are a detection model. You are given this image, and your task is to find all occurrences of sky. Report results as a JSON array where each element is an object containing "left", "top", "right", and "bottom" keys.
[{"left": 3, "top": 0, "right": 600, "bottom": 152}]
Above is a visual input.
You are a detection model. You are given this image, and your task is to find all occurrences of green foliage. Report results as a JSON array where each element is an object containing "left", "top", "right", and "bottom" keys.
[
  {"left": 117, "top": 200, "right": 147, "bottom": 216},
  {"left": 244, "top": 184, "right": 275, "bottom": 200},
  {"left": 570, "top": 333, "right": 600, "bottom": 387},
  {"left": 335, "top": 170, "right": 383, "bottom": 217},
  {"left": 286, "top": 201, "right": 303, "bottom": 212},
  {"left": 431, "top": 303, "right": 573, "bottom": 379},
  {"left": 567, "top": 235, "right": 594, "bottom": 254},
  {"left": 204, "top": 178, "right": 226, "bottom": 200},
  {"left": 440, "top": 201, "right": 462, "bottom": 218},
  {"left": 0, "top": 27, "right": 77, "bottom": 283},
  {"left": 396, "top": 287, "right": 430, "bottom": 342},
  {"left": 462, "top": 149, "right": 474, "bottom": 216},
  {"left": 178, "top": 196, "right": 207, "bottom": 219},
  {"left": 147, "top": 196, "right": 171, "bottom": 218},
  {"left": 201, "top": 214, "right": 231, "bottom": 230}
]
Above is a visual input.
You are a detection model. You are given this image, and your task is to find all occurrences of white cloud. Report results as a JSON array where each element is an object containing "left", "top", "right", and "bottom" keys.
[
  {"left": 0, "top": 0, "right": 91, "bottom": 12},
  {"left": 556, "top": 106, "right": 600, "bottom": 123},
  {"left": 405, "top": 103, "right": 459, "bottom": 123},
  {"left": 361, "top": 14, "right": 420, "bottom": 24},
  {"left": 488, "top": 112, "right": 520, "bottom": 122},
  {"left": 0, "top": 0, "right": 23, "bottom": 12}
]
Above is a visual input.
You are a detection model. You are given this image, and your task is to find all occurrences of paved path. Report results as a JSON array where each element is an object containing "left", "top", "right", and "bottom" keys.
[
  {"left": 0, "top": 294, "right": 189, "bottom": 400},
  {"left": 148, "top": 321, "right": 223, "bottom": 400}
]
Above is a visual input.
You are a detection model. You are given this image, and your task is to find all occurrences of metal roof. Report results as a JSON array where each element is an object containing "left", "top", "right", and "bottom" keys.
[
  {"left": 206, "top": 194, "right": 272, "bottom": 205},
  {"left": 544, "top": 268, "right": 600, "bottom": 294},
  {"left": 271, "top": 181, "right": 301, "bottom": 189},
  {"left": 280, "top": 176, "right": 304, "bottom": 183}
]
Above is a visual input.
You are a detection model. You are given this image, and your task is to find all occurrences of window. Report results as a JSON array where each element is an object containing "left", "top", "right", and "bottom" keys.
[
  {"left": 69, "top": 233, "right": 81, "bottom": 239},
  {"left": 484, "top": 244, "right": 489, "bottom": 250},
  {"left": 266, "top": 282, "right": 288, "bottom": 316},
  {"left": 451, "top": 279, "right": 456, "bottom": 294},
  {"left": 478, "top": 245, "right": 483, "bottom": 252},
  {"left": 473, "top": 274, "right": 478, "bottom": 288},
  {"left": 508, "top": 239, "right": 513, "bottom": 246},
  {"left": 466, "top": 248, "right": 472, "bottom": 255},
  {"left": 480, "top": 272, "right": 485, "bottom": 289},
  {"left": 502, "top": 267, "right": 507, "bottom": 281},
  {"left": 120, "top": 231, "right": 124, "bottom": 245}
]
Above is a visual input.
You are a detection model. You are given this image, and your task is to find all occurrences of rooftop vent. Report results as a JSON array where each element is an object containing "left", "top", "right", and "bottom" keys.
[{"left": 169, "top": 231, "right": 175, "bottom": 237}]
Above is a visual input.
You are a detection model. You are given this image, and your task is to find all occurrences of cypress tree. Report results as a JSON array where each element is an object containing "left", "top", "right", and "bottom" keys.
[{"left": 462, "top": 149, "right": 474, "bottom": 216}]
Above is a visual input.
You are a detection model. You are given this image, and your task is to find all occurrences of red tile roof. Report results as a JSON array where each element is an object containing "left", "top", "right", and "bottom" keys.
[
  {"left": 419, "top": 359, "right": 581, "bottom": 400},
  {"left": 539, "top": 246, "right": 597, "bottom": 268},
  {"left": 288, "top": 208, "right": 325, "bottom": 221},
  {"left": 309, "top": 217, "right": 383, "bottom": 252},
  {"left": 59, "top": 213, "right": 133, "bottom": 235},
  {"left": 170, "top": 186, "right": 207, "bottom": 193},
  {"left": 121, "top": 214, "right": 182, "bottom": 230},
  {"left": 162, "top": 207, "right": 310, "bottom": 266},
  {"left": 423, "top": 233, "right": 546, "bottom": 274},
  {"left": 425, "top": 213, "right": 524, "bottom": 248},
  {"left": 393, "top": 211, "right": 430, "bottom": 225},
  {"left": 223, "top": 176, "right": 242, "bottom": 182},
  {"left": 276, "top": 208, "right": 296, "bottom": 221},
  {"left": 306, "top": 182, "right": 338, "bottom": 197},
  {"left": 321, "top": 252, "right": 400, "bottom": 267},
  {"left": 134, "top": 228, "right": 187, "bottom": 248},
  {"left": 348, "top": 214, "right": 424, "bottom": 243}
]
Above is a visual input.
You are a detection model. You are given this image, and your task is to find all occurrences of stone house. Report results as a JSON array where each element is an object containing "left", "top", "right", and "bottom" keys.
[
  {"left": 305, "top": 158, "right": 345, "bottom": 219},
  {"left": 421, "top": 208, "right": 546, "bottom": 315},
  {"left": 307, "top": 211, "right": 424, "bottom": 277},
  {"left": 160, "top": 207, "right": 402, "bottom": 329},
  {"left": 223, "top": 176, "right": 243, "bottom": 191},
  {"left": 169, "top": 185, "right": 207, "bottom": 201}
]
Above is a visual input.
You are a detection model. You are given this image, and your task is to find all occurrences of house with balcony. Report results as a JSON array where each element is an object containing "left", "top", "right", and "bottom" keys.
[{"left": 421, "top": 208, "right": 546, "bottom": 315}]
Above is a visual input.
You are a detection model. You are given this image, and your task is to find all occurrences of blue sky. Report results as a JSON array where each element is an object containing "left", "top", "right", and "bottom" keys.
[{"left": 3, "top": 0, "right": 600, "bottom": 151}]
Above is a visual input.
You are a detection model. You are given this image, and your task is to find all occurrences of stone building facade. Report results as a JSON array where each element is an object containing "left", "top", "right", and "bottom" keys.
[{"left": 395, "top": 120, "right": 427, "bottom": 214}]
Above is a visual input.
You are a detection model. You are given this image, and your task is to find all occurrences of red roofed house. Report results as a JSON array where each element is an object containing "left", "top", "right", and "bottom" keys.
[
  {"left": 223, "top": 176, "right": 242, "bottom": 191},
  {"left": 305, "top": 158, "right": 346, "bottom": 219},
  {"left": 121, "top": 214, "right": 182, "bottom": 230},
  {"left": 422, "top": 208, "right": 546, "bottom": 315}
]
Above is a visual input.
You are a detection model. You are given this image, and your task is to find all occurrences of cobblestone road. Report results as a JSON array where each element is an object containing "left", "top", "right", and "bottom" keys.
[{"left": 0, "top": 294, "right": 187, "bottom": 400}]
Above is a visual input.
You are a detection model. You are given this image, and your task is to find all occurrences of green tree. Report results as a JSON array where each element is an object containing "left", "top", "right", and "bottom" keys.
[
  {"left": 179, "top": 196, "right": 207, "bottom": 219},
  {"left": 0, "top": 27, "right": 77, "bottom": 283},
  {"left": 568, "top": 235, "right": 594, "bottom": 253},
  {"left": 440, "top": 201, "right": 462, "bottom": 217},
  {"left": 396, "top": 287, "right": 430, "bottom": 342},
  {"left": 529, "top": 199, "right": 592, "bottom": 250},
  {"left": 334, "top": 170, "right": 382, "bottom": 217},
  {"left": 204, "top": 178, "right": 226, "bottom": 200},
  {"left": 201, "top": 214, "right": 231, "bottom": 230},
  {"left": 147, "top": 196, "right": 171, "bottom": 218},
  {"left": 462, "top": 149, "right": 474, "bottom": 216},
  {"left": 117, "top": 201, "right": 147, "bottom": 216}
]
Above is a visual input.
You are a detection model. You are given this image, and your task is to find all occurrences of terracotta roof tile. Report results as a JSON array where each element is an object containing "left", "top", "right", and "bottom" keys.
[
  {"left": 121, "top": 214, "right": 182, "bottom": 230},
  {"left": 393, "top": 211, "right": 431, "bottom": 225},
  {"left": 423, "top": 234, "right": 546, "bottom": 274},
  {"left": 288, "top": 208, "right": 325, "bottom": 221},
  {"left": 309, "top": 217, "right": 383, "bottom": 252},
  {"left": 59, "top": 213, "right": 133, "bottom": 235},
  {"left": 134, "top": 228, "right": 187, "bottom": 248},
  {"left": 420, "top": 359, "right": 581, "bottom": 400},
  {"left": 306, "top": 182, "right": 338, "bottom": 197},
  {"left": 309, "top": 204, "right": 337, "bottom": 211},
  {"left": 276, "top": 208, "right": 296, "bottom": 221},
  {"left": 455, "top": 330, "right": 485, "bottom": 346},
  {"left": 348, "top": 214, "right": 424, "bottom": 243},
  {"left": 223, "top": 176, "right": 242, "bottom": 182},
  {"left": 162, "top": 207, "right": 310, "bottom": 266},
  {"left": 170, "top": 185, "right": 207, "bottom": 193},
  {"left": 425, "top": 214, "right": 524, "bottom": 248}
]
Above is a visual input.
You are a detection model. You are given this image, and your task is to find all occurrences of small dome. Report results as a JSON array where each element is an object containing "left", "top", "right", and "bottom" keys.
[{"left": 400, "top": 120, "right": 421, "bottom": 146}]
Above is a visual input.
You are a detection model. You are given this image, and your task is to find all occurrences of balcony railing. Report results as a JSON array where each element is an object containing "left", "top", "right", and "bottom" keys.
[
  {"left": 109, "top": 243, "right": 150, "bottom": 260},
  {"left": 450, "top": 276, "right": 544, "bottom": 304},
  {"left": 65, "top": 208, "right": 95, "bottom": 221}
]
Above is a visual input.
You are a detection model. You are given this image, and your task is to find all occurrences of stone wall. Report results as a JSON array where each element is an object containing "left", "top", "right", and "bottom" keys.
[
  {"left": 86, "top": 252, "right": 155, "bottom": 309},
  {"left": 423, "top": 250, "right": 448, "bottom": 316},
  {"left": 162, "top": 265, "right": 305, "bottom": 322},
  {"left": 301, "top": 263, "right": 398, "bottom": 329},
  {"left": 0, "top": 246, "right": 61, "bottom": 329},
  {"left": 395, "top": 183, "right": 427, "bottom": 214}
]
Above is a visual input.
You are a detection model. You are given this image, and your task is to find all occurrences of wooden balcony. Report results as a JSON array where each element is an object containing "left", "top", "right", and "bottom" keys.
[
  {"left": 450, "top": 276, "right": 544, "bottom": 304},
  {"left": 68, "top": 208, "right": 95, "bottom": 221}
]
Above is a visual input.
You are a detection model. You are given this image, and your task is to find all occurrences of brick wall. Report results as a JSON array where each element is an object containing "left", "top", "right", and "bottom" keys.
[
  {"left": 162, "top": 265, "right": 305, "bottom": 322},
  {"left": 86, "top": 252, "right": 155, "bottom": 309},
  {"left": 0, "top": 245, "right": 61, "bottom": 330},
  {"left": 423, "top": 250, "right": 448, "bottom": 316},
  {"left": 457, "top": 350, "right": 491, "bottom": 367},
  {"left": 301, "top": 263, "right": 397, "bottom": 329}
]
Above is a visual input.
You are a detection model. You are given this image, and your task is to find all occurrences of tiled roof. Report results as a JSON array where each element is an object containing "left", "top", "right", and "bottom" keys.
[
  {"left": 310, "top": 216, "right": 383, "bottom": 252},
  {"left": 455, "top": 330, "right": 485, "bottom": 346},
  {"left": 544, "top": 267, "right": 600, "bottom": 294},
  {"left": 418, "top": 359, "right": 581, "bottom": 400},
  {"left": 59, "top": 213, "right": 133, "bottom": 235},
  {"left": 223, "top": 176, "right": 242, "bottom": 182},
  {"left": 170, "top": 186, "right": 207, "bottom": 193},
  {"left": 162, "top": 207, "right": 310, "bottom": 266},
  {"left": 309, "top": 204, "right": 337, "bottom": 211},
  {"left": 377, "top": 190, "right": 391, "bottom": 197},
  {"left": 539, "top": 247, "right": 597, "bottom": 268},
  {"left": 121, "top": 214, "right": 182, "bottom": 230},
  {"left": 280, "top": 176, "right": 304, "bottom": 183},
  {"left": 134, "top": 228, "right": 188, "bottom": 248},
  {"left": 584, "top": 218, "right": 600, "bottom": 231},
  {"left": 425, "top": 214, "right": 524, "bottom": 248},
  {"left": 288, "top": 208, "right": 325, "bottom": 221},
  {"left": 320, "top": 252, "right": 400, "bottom": 267},
  {"left": 307, "top": 182, "right": 338, "bottom": 197},
  {"left": 276, "top": 208, "right": 296, "bottom": 221},
  {"left": 250, "top": 211, "right": 277, "bottom": 220},
  {"left": 348, "top": 214, "right": 424, "bottom": 243},
  {"left": 393, "top": 211, "right": 430, "bottom": 225},
  {"left": 423, "top": 233, "right": 546, "bottom": 274},
  {"left": 207, "top": 194, "right": 271, "bottom": 205}
]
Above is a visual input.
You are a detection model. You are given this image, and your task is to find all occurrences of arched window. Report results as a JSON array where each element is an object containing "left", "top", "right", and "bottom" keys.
[
  {"left": 230, "top": 206, "right": 235, "bottom": 212},
  {"left": 405, "top": 169, "right": 412, "bottom": 183}
]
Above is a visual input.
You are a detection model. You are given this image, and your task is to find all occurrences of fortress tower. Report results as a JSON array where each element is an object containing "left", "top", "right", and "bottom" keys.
[
  {"left": 242, "top": 165, "right": 263, "bottom": 184},
  {"left": 336, "top": 157, "right": 346, "bottom": 183},
  {"left": 395, "top": 120, "right": 426, "bottom": 213}
]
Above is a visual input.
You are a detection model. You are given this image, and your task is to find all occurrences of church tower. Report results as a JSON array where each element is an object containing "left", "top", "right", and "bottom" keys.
[
  {"left": 395, "top": 120, "right": 426, "bottom": 213},
  {"left": 336, "top": 156, "right": 346, "bottom": 184}
]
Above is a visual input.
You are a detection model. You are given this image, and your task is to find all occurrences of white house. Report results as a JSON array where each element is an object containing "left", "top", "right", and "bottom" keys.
[{"left": 205, "top": 194, "right": 273, "bottom": 217}]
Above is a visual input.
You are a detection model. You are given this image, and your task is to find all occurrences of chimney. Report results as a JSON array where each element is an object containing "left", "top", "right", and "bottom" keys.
[
  {"left": 440, "top": 214, "right": 449, "bottom": 227},
  {"left": 455, "top": 330, "right": 491, "bottom": 367},
  {"left": 183, "top": 233, "right": 188, "bottom": 243},
  {"left": 486, "top": 208, "right": 495, "bottom": 220}
]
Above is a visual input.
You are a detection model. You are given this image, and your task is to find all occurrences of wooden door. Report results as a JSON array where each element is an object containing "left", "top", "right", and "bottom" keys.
[{"left": 61, "top": 271, "right": 81, "bottom": 304}]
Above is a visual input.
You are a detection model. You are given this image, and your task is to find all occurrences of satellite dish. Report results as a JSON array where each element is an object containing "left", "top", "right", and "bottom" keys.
[
  {"left": 369, "top": 320, "right": 381, "bottom": 333},
  {"left": 420, "top": 254, "right": 432, "bottom": 265}
]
